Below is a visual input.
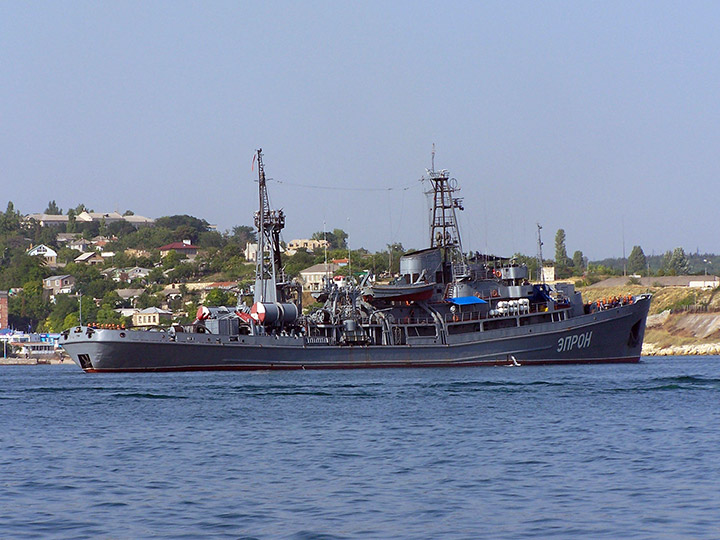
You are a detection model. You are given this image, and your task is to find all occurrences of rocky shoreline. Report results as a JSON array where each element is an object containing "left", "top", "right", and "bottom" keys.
[
  {"left": 642, "top": 343, "right": 720, "bottom": 356},
  {"left": 0, "top": 354, "right": 70, "bottom": 366}
]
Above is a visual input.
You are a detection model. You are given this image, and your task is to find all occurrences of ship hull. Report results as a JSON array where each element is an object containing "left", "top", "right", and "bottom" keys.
[{"left": 61, "top": 296, "right": 650, "bottom": 373}]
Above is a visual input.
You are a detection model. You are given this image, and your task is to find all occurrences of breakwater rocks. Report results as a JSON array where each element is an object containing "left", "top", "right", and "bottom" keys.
[{"left": 643, "top": 342, "right": 720, "bottom": 356}]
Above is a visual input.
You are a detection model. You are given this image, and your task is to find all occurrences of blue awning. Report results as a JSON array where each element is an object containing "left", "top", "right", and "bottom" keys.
[{"left": 446, "top": 296, "right": 487, "bottom": 306}]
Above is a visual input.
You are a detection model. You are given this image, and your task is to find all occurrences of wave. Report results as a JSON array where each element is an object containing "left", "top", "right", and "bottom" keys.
[
  {"left": 608, "top": 375, "right": 720, "bottom": 393},
  {"left": 110, "top": 392, "right": 187, "bottom": 399},
  {"left": 654, "top": 375, "right": 720, "bottom": 385}
]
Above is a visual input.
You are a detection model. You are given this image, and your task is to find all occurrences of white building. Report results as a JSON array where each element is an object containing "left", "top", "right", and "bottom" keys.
[
  {"left": 27, "top": 244, "right": 58, "bottom": 267},
  {"left": 244, "top": 242, "right": 258, "bottom": 263},
  {"left": 132, "top": 307, "right": 173, "bottom": 327},
  {"left": 286, "top": 238, "right": 329, "bottom": 254},
  {"left": 299, "top": 263, "right": 340, "bottom": 292}
]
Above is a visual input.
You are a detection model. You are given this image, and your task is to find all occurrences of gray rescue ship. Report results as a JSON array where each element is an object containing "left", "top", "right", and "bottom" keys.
[{"left": 62, "top": 150, "right": 651, "bottom": 372}]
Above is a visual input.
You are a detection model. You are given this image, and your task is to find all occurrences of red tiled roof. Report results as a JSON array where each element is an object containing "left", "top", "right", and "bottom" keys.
[{"left": 159, "top": 242, "right": 199, "bottom": 250}]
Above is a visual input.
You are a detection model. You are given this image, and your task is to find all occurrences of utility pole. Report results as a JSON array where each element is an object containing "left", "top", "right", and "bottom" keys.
[
  {"left": 536, "top": 223, "right": 545, "bottom": 283},
  {"left": 622, "top": 215, "right": 627, "bottom": 276}
]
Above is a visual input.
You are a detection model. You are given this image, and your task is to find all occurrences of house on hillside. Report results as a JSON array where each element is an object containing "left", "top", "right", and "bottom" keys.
[
  {"left": 74, "top": 252, "right": 104, "bottom": 265},
  {"left": 76, "top": 211, "right": 125, "bottom": 225},
  {"left": 159, "top": 240, "right": 199, "bottom": 260},
  {"left": 132, "top": 307, "right": 173, "bottom": 327},
  {"left": 116, "top": 289, "right": 144, "bottom": 307},
  {"left": 123, "top": 215, "right": 154, "bottom": 227},
  {"left": 286, "top": 238, "right": 329, "bottom": 255},
  {"left": 26, "top": 244, "right": 58, "bottom": 267},
  {"left": 56, "top": 233, "right": 79, "bottom": 244},
  {"left": 91, "top": 236, "right": 113, "bottom": 248},
  {"left": 68, "top": 237, "right": 92, "bottom": 252},
  {"left": 43, "top": 275, "right": 75, "bottom": 296},
  {"left": 24, "top": 212, "right": 154, "bottom": 229},
  {"left": 23, "top": 214, "right": 69, "bottom": 227},
  {"left": 115, "top": 307, "right": 139, "bottom": 319},
  {"left": 299, "top": 263, "right": 340, "bottom": 292},
  {"left": 120, "top": 267, "right": 152, "bottom": 283}
]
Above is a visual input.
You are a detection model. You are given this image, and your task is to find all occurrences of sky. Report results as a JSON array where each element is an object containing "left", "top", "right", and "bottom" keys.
[{"left": 2, "top": 1, "right": 720, "bottom": 260}]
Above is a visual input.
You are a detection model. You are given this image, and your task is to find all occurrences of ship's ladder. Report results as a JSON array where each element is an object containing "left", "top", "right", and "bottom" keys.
[{"left": 444, "top": 282, "right": 459, "bottom": 300}]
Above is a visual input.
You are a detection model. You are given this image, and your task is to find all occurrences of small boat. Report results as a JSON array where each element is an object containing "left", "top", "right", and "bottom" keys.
[{"left": 362, "top": 280, "right": 436, "bottom": 302}]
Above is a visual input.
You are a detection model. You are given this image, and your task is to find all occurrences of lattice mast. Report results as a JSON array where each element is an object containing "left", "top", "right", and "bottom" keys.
[
  {"left": 253, "top": 149, "right": 285, "bottom": 303},
  {"left": 424, "top": 155, "right": 468, "bottom": 277}
]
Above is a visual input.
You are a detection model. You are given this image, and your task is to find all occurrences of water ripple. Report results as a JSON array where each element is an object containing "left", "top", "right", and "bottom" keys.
[{"left": 2, "top": 357, "right": 720, "bottom": 539}]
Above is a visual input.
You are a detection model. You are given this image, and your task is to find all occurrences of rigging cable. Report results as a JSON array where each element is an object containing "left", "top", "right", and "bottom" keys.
[{"left": 268, "top": 178, "right": 417, "bottom": 192}]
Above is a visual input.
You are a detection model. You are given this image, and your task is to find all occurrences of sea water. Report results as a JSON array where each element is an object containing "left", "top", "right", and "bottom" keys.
[{"left": 1, "top": 357, "right": 719, "bottom": 539}]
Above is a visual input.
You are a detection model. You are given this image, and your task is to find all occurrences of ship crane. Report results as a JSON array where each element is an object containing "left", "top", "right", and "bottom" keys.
[
  {"left": 250, "top": 149, "right": 302, "bottom": 328},
  {"left": 253, "top": 148, "right": 285, "bottom": 303}
]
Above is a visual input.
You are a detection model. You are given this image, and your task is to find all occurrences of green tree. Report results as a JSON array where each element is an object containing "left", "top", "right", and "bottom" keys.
[
  {"left": 312, "top": 228, "right": 348, "bottom": 250},
  {"left": 73, "top": 203, "right": 91, "bottom": 214},
  {"left": 66, "top": 209, "right": 77, "bottom": 233},
  {"left": 284, "top": 248, "right": 315, "bottom": 278},
  {"left": 0, "top": 252, "right": 49, "bottom": 290},
  {"left": 79, "top": 295, "right": 98, "bottom": 324},
  {"left": 627, "top": 246, "right": 647, "bottom": 275},
  {"left": 155, "top": 215, "right": 209, "bottom": 235},
  {"left": 197, "top": 230, "right": 224, "bottom": 248},
  {"left": 168, "top": 262, "right": 196, "bottom": 282},
  {"left": 30, "top": 222, "right": 57, "bottom": 246},
  {"left": 204, "top": 289, "right": 233, "bottom": 307},
  {"left": 57, "top": 247, "right": 81, "bottom": 264},
  {"left": 229, "top": 225, "right": 256, "bottom": 246},
  {"left": 572, "top": 250, "right": 585, "bottom": 276},
  {"left": 44, "top": 200, "right": 62, "bottom": 215},
  {"left": 137, "top": 291, "right": 162, "bottom": 309},
  {"left": 8, "top": 280, "right": 50, "bottom": 331},
  {"left": 44, "top": 294, "right": 81, "bottom": 331},
  {"left": 660, "top": 247, "right": 689, "bottom": 276},
  {"left": 162, "top": 250, "right": 184, "bottom": 269},
  {"left": 554, "top": 229, "right": 570, "bottom": 278},
  {"left": 63, "top": 312, "right": 80, "bottom": 329},
  {"left": 147, "top": 268, "right": 166, "bottom": 284},
  {"left": 0, "top": 202, "right": 21, "bottom": 233}
]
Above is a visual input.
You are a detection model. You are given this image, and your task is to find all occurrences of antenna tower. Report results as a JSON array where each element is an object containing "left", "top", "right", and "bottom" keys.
[{"left": 424, "top": 157, "right": 467, "bottom": 277}]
